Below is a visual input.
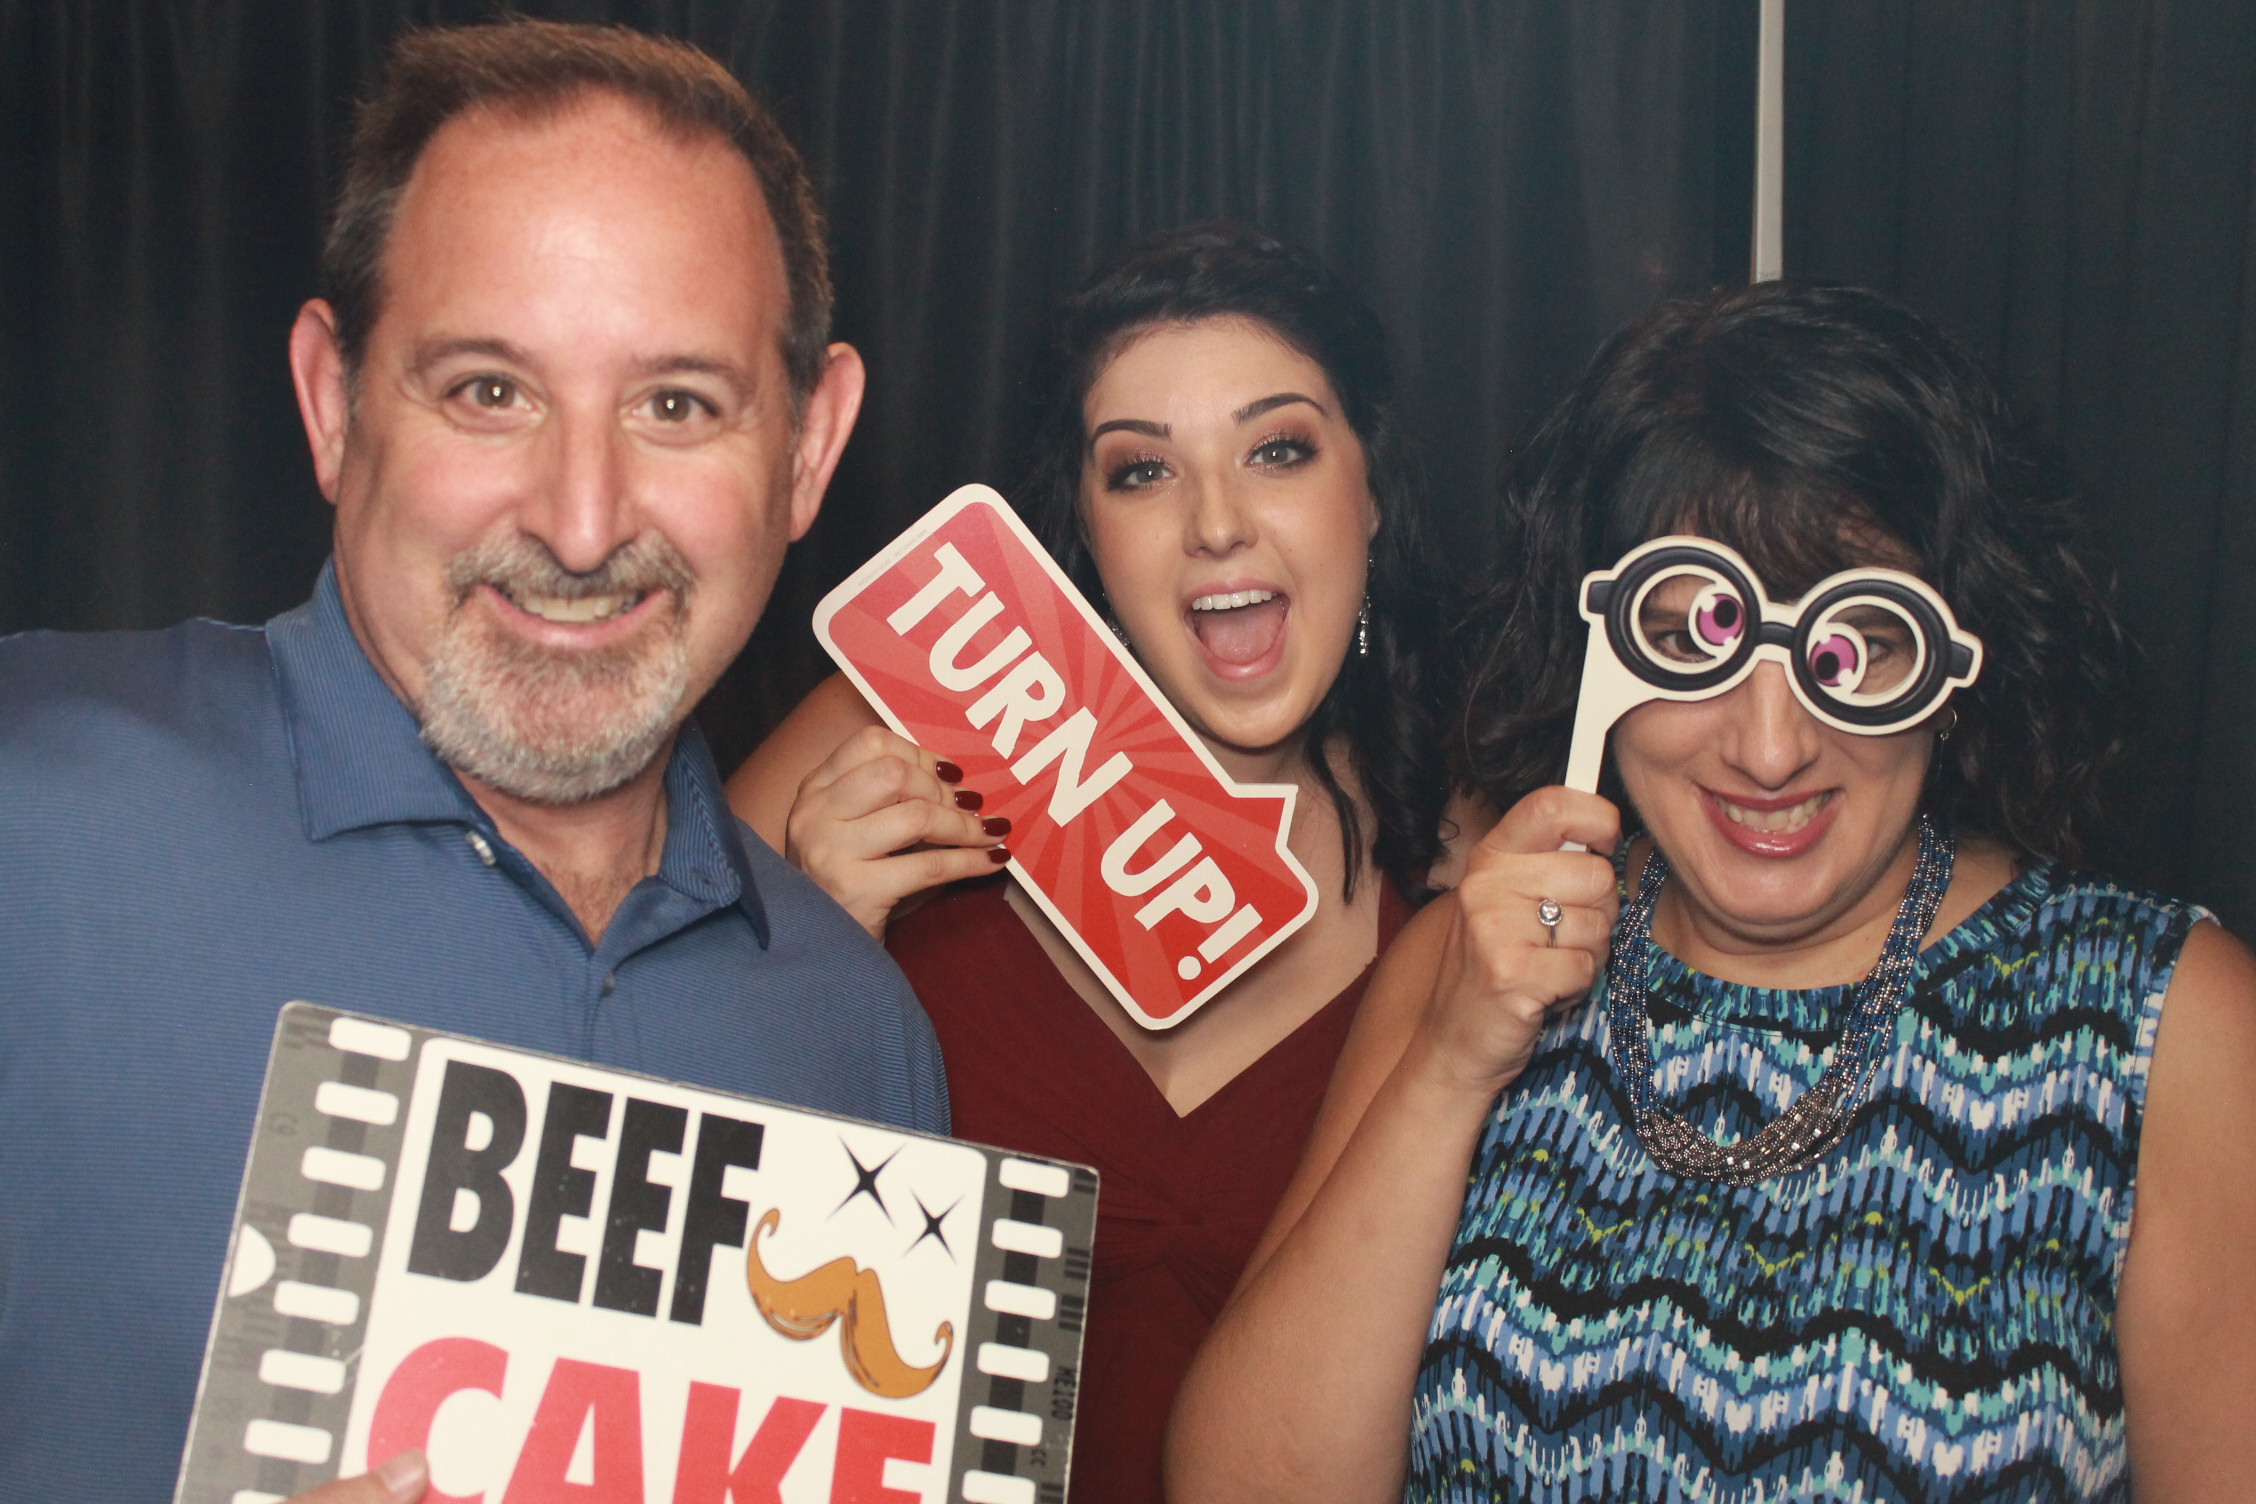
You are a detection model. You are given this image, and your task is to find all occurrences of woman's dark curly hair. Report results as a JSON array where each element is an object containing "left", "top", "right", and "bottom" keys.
[
  {"left": 1458, "top": 280, "right": 2128, "bottom": 862},
  {"left": 1013, "top": 221, "right": 1448, "bottom": 900}
]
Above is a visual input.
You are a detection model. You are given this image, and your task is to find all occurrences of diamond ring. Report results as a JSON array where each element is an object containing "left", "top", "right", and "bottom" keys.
[{"left": 1536, "top": 897, "right": 1564, "bottom": 945}]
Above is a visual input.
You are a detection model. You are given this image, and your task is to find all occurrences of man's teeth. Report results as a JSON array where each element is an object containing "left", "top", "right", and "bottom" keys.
[
  {"left": 1190, "top": 589, "right": 1277, "bottom": 611},
  {"left": 509, "top": 591, "right": 640, "bottom": 625},
  {"left": 1718, "top": 793, "right": 1830, "bottom": 834}
]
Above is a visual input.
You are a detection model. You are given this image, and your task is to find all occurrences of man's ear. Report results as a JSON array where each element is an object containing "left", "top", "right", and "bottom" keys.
[
  {"left": 289, "top": 300, "right": 352, "bottom": 504},
  {"left": 785, "top": 342, "right": 867, "bottom": 542}
]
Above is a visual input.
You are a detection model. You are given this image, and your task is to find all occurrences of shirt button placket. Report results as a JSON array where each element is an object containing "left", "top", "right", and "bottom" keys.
[{"left": 587, "top": 967, "right": 620, "bottom": 1058}]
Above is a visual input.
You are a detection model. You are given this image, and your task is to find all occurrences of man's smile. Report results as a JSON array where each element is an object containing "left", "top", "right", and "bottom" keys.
[{"left": 493, "top": 583, "right": 650, "bottom": 626}]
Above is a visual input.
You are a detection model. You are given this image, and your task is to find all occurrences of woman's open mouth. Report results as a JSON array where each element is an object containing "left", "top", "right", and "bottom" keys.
[
  {"left": 1701, "top": 787, "right": 1839, "bottom": 857},
  {"left": 1187, "top": 587, "right": 1289, "bottom": 677}
]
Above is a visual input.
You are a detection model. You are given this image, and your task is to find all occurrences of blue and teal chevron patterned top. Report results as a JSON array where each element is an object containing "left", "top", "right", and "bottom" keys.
[{"left": 1409, "top": 862, "right": 2203, "bottom": 1503}]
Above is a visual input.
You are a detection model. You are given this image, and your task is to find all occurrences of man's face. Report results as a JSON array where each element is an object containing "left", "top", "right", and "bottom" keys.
[{"left": 295, "top": 91, "right": 855, "bottom": 802}]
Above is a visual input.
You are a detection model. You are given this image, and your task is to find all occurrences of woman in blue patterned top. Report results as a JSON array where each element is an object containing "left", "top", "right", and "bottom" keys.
[{"left": 1169, "top": 283, "right": 2256, "bottom": 1501}]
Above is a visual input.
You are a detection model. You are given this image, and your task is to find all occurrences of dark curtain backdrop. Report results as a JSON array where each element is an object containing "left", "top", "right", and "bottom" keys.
[
  {"left": 4, "top": 2, "right": 2253, "bottom": 929},
  {"left": 0, "top": 1, "right": 1750, "bottom": 722},
  {"left": 1783, "top": 1, "right": 2256, "bottom": 930}
]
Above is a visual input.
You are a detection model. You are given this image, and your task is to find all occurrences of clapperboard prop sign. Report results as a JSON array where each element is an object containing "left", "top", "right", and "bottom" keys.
[
  {"left": 175, "top": 1004, "right": 1098, "bottom": 1504},
  {"left": 817, "top": 484, "right": 1320, "bottom": 1030}
]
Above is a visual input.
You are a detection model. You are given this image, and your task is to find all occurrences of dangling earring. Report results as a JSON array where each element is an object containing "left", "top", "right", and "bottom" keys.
[
  {"left": 1356, "top": 548, "right": 1374, "bottom": 659},
  {"left": 1936, "top": 706, "right": 1959, "bottom": 743},
  {"left": 1096, "top": 594, "right": 1128, "bottom": 644}
]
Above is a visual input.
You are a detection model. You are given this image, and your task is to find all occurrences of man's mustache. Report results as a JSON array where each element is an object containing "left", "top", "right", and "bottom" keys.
[
  {"left": 444, "top": 531, "right": 695, "bottom": 608},
  {"left": 745, "top": 1208, "right": 955, "bottom": 1399}
]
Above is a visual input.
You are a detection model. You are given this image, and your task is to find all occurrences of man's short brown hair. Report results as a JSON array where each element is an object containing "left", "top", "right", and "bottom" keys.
[{"left": 322, "top": 19, "right": 833, "bottom": 405}]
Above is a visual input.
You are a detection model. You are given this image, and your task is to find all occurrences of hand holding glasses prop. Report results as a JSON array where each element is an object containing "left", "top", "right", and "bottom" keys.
[{"left": 1562, "top": 536, "right": 1985, "bottom": 802}]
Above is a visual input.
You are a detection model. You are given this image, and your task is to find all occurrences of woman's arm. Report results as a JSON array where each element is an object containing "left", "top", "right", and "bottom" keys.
[
  {"left": 724, "top": 671, "right": 1005, "bottom": 938},
  {"left": 2117, "top": 919, "right": 2256, "bottom": 1497},
  {"left": 1166, "top": 789, "right": 1619, "bottom": 1504}
]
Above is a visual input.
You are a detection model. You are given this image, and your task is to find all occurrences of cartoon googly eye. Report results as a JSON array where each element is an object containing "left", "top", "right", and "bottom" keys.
[
  {"left": 1805, "top": 628, "right": 1865, "bottom": 690},
  {"left": 1802, "top": 593, "right": 1929, "bottom": 707},
  {"left": 1689, "top": 582, "right": 1746, "bottom": 655}
]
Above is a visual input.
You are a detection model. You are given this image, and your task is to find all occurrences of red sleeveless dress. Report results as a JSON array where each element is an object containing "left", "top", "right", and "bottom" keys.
[{"left": 885, "top": 874, "right": 1410, "bottom": 1504}]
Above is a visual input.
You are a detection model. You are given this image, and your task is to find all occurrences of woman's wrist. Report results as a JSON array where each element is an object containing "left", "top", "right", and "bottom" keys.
[{"left": 1393, "top": 1023, "right": 1527, "bottom": 1116}]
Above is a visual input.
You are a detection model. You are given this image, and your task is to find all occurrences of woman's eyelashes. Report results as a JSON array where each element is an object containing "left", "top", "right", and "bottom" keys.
[
  {"left": 1639, "top": 602, "right": 1707, "bottom": 662},
  {"left": 1247, "top": 430, "right": 1317, "bottom": 469},
  {"left": 1096, "top": 427, "right": 1319, "bottom": 492},
  {"left": 1102, "top": 451, "right": 1172, "bottom": 492}
]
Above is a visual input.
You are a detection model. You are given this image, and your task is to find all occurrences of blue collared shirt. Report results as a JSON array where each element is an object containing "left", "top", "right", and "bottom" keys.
[{"left": 0, "top": 565, "right": 947, "bottom": 1499}]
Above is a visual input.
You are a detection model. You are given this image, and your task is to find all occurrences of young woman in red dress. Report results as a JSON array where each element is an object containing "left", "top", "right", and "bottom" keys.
[{"left": 726, "top": 224, "right": 1467, "bottom": 1502}]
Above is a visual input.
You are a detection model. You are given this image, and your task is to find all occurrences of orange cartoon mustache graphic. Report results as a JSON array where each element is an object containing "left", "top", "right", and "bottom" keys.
[{"left": 745, "top": 1208, "right": 955, "bottom": 1398}]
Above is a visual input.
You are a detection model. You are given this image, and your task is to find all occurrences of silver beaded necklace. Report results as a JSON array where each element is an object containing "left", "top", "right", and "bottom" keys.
[{"left": 1606, "top": 816, "right": 1953, "bottom": 1186}]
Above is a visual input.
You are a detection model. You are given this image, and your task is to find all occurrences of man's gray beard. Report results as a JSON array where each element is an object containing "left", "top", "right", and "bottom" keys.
[{"left": 417, "top": 532, "right": 697, "bottom": 805}]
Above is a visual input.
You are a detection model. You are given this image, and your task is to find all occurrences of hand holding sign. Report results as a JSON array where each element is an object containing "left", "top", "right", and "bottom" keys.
[
  {"left": 815, "top": 486, "right": 1320, "bottom": 1030},
  {"left": 784, "top": 722, "right": 1008, "bottom": 939},
  {"left": 178, "top": 1005, "right": 1097, "bottom": 1504},
  {"left": 282, "top": 1450, "right": 427, "bottom": 1504}
]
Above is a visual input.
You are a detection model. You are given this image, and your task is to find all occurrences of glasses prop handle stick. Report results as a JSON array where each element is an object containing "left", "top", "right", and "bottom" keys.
[{"left": 1558, "top": 628, "right": 1642, "bottom": 854}]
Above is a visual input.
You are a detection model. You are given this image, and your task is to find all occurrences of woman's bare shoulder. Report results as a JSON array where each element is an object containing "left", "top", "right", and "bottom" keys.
[
  {"left": 2143, "top": 918, "right": 2256, "bottom": 1151},
  {"left": 723, "top": 672, "right": 882, "bottom": 850},
  {"left": 2116, "top": 917, "right": 2256, "bottom": 1493}
]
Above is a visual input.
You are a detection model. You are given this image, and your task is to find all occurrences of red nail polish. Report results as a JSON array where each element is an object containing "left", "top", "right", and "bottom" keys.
[
  {"left": 982, "top": 816, "right": 1011, "bottom": 838},
  {"left": 988, "top": 846, "right": 1012, "bottom": 864},
  {"left": 954, "top": 789, "right": 984, "bottom": 811},
  {"left": 934, "top": 761, "right": 963, "bottom": 783}
]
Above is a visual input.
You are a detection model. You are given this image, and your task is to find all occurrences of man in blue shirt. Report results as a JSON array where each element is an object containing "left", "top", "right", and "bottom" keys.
[{"left": 0, "top": 22, "right": 951, "bottom": 1503}]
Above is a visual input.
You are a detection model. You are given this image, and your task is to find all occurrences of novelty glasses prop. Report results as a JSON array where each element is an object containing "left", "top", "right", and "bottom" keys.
[{"left": 1563, "top": 536, "right": 1985, "bottom": 794}]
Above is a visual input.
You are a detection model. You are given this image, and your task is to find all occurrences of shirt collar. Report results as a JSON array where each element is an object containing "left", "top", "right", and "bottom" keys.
[
  {"left": 266, "top": 561, "right": 478, "bottom": 838},
  {"left": 653, "top": 717, "right": 771, "bottom": 947},
  {"left": 266, "top": 560, "right": 769, "bottom": 946}
]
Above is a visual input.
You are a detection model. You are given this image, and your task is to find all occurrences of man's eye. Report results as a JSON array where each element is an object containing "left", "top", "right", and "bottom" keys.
[
  {"left": 649, "top": 389, "right": 711, "bottom": 423},
  {"left": 464, "top": 377, "right": 516, "bottom": 408}
]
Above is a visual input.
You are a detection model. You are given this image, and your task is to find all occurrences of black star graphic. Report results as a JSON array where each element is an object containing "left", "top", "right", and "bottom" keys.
[
  {"left": 832, "top": 1140, "right": 899, "bottom": 1223},
  {"left": 905, "top": 1193, "right": 962, "bottom": 1258}
]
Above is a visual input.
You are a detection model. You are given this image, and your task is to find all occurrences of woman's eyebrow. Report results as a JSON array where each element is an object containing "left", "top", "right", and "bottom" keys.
[
  {"left": 1234, "top": 392, "right": 1327, "bottom": 424},
  {"left": 1089, "top": 417, "right": 1169, "bottom": 442}
]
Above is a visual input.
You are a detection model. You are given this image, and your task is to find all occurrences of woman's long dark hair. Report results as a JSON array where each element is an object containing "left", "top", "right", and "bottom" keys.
[
  {"left": 1013, "top": 222, "right": 1448, "bottom": 900},
  {"left": 1458, "top": 280, "right": 2129, "bottom": 862}
]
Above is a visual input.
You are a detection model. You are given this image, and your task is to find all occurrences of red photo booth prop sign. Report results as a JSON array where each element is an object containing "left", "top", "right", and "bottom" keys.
[{"left": 815, "top": 486, "right": 1319, "bottom": 1030}]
